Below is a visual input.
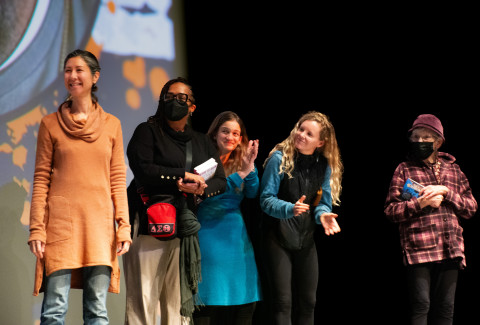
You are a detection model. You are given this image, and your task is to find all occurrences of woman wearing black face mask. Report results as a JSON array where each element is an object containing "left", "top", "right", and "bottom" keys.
[
  {"left": 384, "top": 114, "right": 477, "bottom": 325},
  {"left": 124, "top": 77, "right": 227, "bottom": 325}
]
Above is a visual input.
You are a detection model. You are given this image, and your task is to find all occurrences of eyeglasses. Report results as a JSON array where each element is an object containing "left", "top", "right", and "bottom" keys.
[
  {"left": 164, "top": 92, "right": 190, "bottom": 104},
  {"left": 410, "top": 135, "right": 436, "bottom": 142}
]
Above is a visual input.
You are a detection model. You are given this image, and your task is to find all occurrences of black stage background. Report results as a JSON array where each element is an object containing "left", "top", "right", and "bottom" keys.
[{"left": 183, "top": 3, "right": 478, "bottom": 324}]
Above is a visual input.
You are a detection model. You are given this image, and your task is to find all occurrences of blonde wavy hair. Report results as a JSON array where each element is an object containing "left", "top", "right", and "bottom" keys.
[{"left": 264, "top": 111, "right": 343, "bottom": 206}]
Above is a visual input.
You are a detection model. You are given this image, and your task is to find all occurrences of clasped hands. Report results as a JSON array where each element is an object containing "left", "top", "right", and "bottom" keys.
[
  {"left": 177, "top": 172, "right": 207, "bottom": 196},
  {"left": 293, "top": 195, "right": 341, "bottom": 236},
  {"left": 418, "top": 185, "right": 449, "bottom": 209}
]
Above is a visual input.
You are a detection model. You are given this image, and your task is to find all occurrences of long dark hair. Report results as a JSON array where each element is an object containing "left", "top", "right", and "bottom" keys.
[
  {"left": 148, "top": 77, "right": 196, "bottom": 126},
  {"left": 207, "top": 111, "right": 249, "bottom": 176},
  {"left": 63, "top": 49, "right": 101, "bottom": 103}
]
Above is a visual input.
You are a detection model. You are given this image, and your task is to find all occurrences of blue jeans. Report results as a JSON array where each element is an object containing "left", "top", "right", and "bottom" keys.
[{"left": 41, "top": 266, "right": 111, "bottom": 325}]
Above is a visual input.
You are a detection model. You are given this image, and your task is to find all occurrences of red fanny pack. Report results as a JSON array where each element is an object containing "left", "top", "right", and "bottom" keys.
[{"left": 144, "top": 197, "right": 177, "bottom": 240}]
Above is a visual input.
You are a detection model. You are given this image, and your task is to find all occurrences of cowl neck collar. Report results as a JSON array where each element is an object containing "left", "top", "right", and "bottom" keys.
[
  {"left": 57, "top": 102, "right": 107, "bottom": 142},
  {"left": 163, "top": 122, "right": 193, "bottom": 143}
]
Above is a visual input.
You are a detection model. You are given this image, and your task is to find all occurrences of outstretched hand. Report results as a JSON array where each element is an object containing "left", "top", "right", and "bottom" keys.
[{"left": 320, "top": 212, "right": 341, "bottom": 236}]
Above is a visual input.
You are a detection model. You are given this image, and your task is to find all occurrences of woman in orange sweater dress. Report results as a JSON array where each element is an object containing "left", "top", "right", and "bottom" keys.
[{"left": 28, "top": 49, "right": 131, "bottom": 324}]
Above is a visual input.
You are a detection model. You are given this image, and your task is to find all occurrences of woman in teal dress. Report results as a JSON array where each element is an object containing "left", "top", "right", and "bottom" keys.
[{"left": 193, "top": 111, "right": 262, "bottom": 325}]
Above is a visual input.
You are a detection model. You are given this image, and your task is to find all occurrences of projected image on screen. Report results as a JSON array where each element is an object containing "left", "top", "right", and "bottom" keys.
[{"left": 0, "top": 1, "right": 184, "bottom": 323}]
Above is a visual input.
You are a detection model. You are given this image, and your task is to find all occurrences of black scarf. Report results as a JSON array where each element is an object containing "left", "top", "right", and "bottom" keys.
[
  {"left": 163, "top": 122, "right": 193, "bottom": 143},
  {"left": 177, "top": 207, "right": 202, "bottom": 318}
]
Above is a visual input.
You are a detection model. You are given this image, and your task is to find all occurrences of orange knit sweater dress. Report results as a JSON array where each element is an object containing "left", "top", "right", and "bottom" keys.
[{"left": 28, "top": 103, "right": 131, "bottom": 296}]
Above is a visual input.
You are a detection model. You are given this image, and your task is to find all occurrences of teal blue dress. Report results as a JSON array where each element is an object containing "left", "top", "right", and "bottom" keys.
[{"left": 196, "top": 167, "right": 262, "bottom": 306}]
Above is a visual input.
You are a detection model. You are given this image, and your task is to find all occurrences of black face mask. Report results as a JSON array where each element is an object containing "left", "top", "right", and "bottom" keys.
[
  {"left": 164, "top": 99, "right": 189, "bottom": 121},
  {"left": 409, "top": 142, "right": 434, "bottom": 161}
]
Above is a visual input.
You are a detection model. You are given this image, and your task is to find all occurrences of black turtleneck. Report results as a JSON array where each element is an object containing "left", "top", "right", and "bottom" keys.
[{"left": 278, "top": 151, "right": 327, "bottom": 206}]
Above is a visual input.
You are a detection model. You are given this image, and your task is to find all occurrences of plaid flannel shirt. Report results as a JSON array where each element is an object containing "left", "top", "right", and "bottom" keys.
[{"left": 384, "top": 152, "right": 477, "bottom": 268}]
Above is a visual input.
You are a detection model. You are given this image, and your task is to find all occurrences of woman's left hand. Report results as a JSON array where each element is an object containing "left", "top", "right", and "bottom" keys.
[
  {"left": 320, "top": 212, "right": 341, "bottom": 236},
  {"left": 117, "top": 241, "right": 130, "bottom": 256}
]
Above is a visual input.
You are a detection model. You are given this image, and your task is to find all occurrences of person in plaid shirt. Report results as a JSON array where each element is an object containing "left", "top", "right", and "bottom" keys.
[{"left": 384, "top": 114, "right": 477, "bottom": 325}]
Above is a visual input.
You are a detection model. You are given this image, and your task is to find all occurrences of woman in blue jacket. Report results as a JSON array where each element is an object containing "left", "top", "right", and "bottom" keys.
[
  {"left": 260, "top": 111, "right": 343, "bottom": 325},
  {"left": 194, "top": 111, "right": 262, "bottom": 324}
]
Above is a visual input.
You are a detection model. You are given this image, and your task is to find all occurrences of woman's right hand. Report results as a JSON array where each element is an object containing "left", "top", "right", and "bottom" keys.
[
  {"left": 418, "top": 194, "right": 443, "bottom": 209},
  {"left": 293, "top": 195, "right": 310, "bottom": 216},
  {"left": 29, "top": 240, "right": 45, "bottom": 259}
]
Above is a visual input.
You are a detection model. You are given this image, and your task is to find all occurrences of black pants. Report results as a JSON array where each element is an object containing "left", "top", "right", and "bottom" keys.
[
  {"left": 193, "top": 302, "right": 256, "bottom": 325},
  {"left": 406, "top": 260, "right": 459, "bottom": 325},
  {"left": 264, "top": 230, "right": 318, "bottom": 325}
]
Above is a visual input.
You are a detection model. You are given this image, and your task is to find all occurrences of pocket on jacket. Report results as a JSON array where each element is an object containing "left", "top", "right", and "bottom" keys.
[
  {"left": 407, "top": 224, "right": 438, "bottom": 250},
  {"left": 46, "top": 196, "right": 72, "bottom": 244}
]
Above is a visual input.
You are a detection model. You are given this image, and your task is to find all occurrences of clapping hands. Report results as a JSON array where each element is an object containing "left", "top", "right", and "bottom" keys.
[{"left": 238, "top": 140, "right": 259, "bottom": 179}]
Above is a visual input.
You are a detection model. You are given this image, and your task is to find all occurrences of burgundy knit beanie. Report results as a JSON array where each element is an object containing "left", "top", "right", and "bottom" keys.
[{"left": 408, "top": 114, "right": 445, "bottom": 141}]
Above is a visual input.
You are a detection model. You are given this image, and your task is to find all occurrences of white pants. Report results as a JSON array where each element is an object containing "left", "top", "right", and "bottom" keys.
[{"left": 123, "top": 214, "right": 182, "bottom": 325}]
